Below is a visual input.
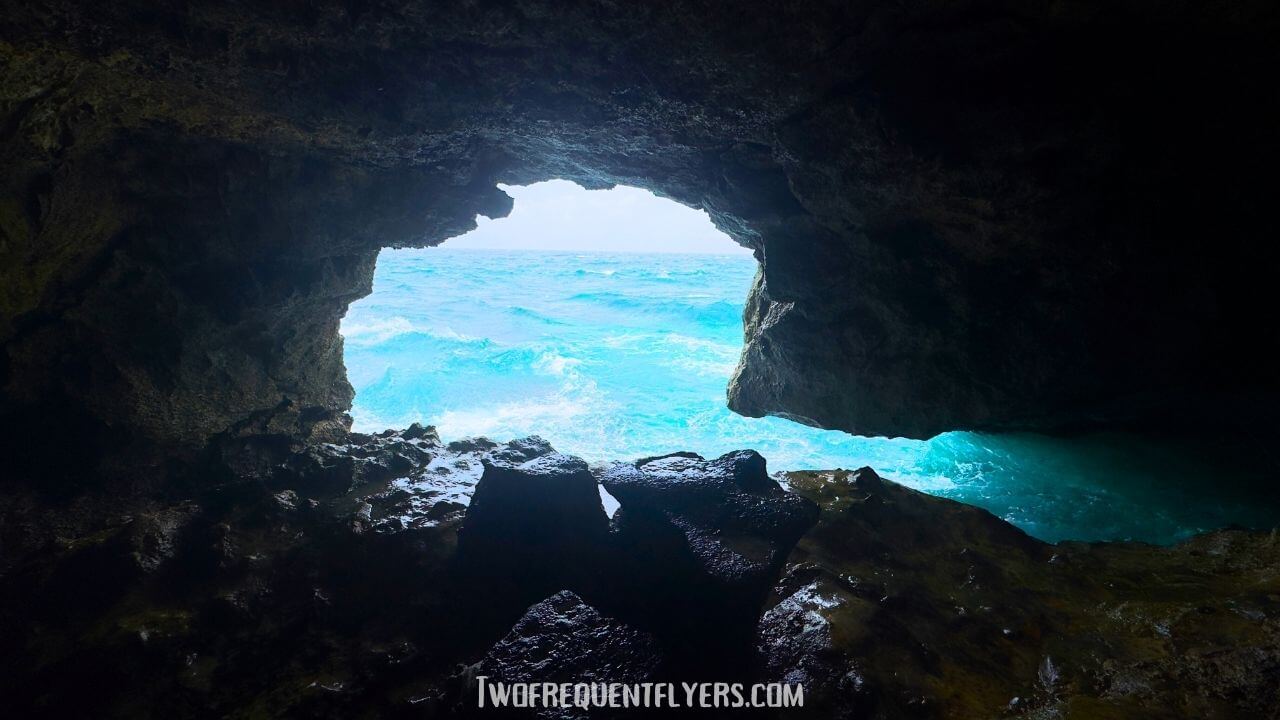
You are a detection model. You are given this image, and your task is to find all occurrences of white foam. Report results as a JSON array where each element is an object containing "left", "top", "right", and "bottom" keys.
[
  {"left": 533, "top": 351, "right": 583, "bottom": 376},
  {"left": 340, "top": 316, "right": 414, "bottom": 345},
  {"left": 436, "top": 396, "right": 592, "bottom": 439}
]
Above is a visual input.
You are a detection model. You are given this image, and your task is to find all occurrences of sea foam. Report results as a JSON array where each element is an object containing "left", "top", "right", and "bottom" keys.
[{"left": 341, "top": 248, "right": 1278, "bottom": 544}]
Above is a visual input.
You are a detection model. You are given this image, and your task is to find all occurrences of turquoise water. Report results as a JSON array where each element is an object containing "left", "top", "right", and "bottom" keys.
[{"left": 342, "top": 248, "right": 1279, "bottom": 544}]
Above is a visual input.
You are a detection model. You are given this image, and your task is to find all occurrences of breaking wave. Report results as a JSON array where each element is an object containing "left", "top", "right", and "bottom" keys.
[{"left": 341, "top": 247, "right": 1278, "bottom": 544}]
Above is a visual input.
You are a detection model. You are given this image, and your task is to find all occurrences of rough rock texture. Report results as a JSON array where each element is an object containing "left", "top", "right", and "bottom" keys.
[
  {"left": 2, "top": 432, "right": 1277, "bottom": 717},
  {"left": 0, "top": 425, "right": 496, "bottom": 718},
  {"left": 763, "top": 468, "right": 1280, "bottom": 719},
  {"left": 5, "top": 1, "right": 1280, "bottom": 461},
  {"left": 469, "top": 590, "right": 662, "bottom": 720},
  {"left": 0, "top": 434, "right": 823, "bottom": 716},
  {"left": 601, "top": 450, "right": 818, "bottom": 658}
]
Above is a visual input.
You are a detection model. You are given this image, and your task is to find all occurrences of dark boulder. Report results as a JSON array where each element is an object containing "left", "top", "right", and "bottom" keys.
[
  {"left": 600, "top": 450, "right": 818, "bottom": 661},
  {"left": 465, "top": 590, "right": 662, "bottom": 719},
  {"left": 458, "top": 438, "right": 611, "bottom": 612}
]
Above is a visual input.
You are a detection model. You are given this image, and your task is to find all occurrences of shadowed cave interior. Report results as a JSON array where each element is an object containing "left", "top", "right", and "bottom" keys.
[{"left": 2, "top": 1, "right": 1280, "bottom": 717}]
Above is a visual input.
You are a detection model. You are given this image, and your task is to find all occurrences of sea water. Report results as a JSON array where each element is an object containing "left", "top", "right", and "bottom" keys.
[{"left": 342, "top": 248, "right": 1279, "bottom": 544}]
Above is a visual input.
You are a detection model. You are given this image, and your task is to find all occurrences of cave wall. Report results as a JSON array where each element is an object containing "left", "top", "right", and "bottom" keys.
[
  {"left": 3, "top": 0, "right": 1279, "bottom": 461},
  {"left": 1, "top": 133, "right": 513, "bottom": 457}
]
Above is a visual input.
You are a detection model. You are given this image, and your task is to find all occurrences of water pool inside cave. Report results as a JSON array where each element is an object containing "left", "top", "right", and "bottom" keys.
[{"left": 341, "top": 184, "right": 1279, "bottom": 545}]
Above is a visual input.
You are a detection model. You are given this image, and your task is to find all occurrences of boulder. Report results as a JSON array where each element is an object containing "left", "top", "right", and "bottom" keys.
[
  {"left": 600, "top": 450, "right": 818, "bottom": 658},
  {"left": 467, "top": 590, "right": 662, "bottom": 719},
  {"left": 458, "top": 439, "right": 611, "bottom": 608}
]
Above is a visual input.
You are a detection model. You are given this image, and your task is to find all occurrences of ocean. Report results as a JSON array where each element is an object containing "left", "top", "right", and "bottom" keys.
[{"left": 342, "top": 248, "right": 1278, "bottom": 544}]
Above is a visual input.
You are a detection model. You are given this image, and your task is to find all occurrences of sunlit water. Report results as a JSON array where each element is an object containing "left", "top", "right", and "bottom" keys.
[{"left": 343, "top": 248, "right": 1279, "bottom": 544}]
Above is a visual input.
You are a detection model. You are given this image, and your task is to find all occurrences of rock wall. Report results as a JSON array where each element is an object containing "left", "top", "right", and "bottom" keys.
[
  {"left": 3, "top": 432, "right": 1274, "bottom": 717},
  {"left": 0, "top": 135, "right": 506, "bottom": 459},
  {"left": 3, "top": 0, "right": 1279, "bottom": 460}
]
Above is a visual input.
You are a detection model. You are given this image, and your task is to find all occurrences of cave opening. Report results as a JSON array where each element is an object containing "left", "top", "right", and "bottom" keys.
[
  {"left": 8, "top": 3, "right": 1280, "bottom": 714},
  {"left": 341, "top": 180, "right": 1279, "bottom": 545}
]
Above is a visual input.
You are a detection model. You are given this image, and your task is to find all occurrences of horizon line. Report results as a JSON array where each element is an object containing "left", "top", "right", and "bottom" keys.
[{"left": 390, "top": 245, "right": 755, "bottom": 256}]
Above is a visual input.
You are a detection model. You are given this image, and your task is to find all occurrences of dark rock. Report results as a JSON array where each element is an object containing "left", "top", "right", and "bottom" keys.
[
  {"left": 277, "top": 429, "right": 438, "bottom": 496},
  {"left": 287, "top": 432, "right": 555, "bottom": 538},
  {"left": 0, "top": 429, "right": 532, "bottom": 718},
  {"left": 766, "top": 468, "right": 1280, "bottom": 719},
  {"left": 401, "top": 423, "right": 438, "bottom": 442},
  {"left": 272, "top": 489, "right": 298, "bottom": 512},
  {"left": 3, "top": 433, "right": 1278, "bottom": 719},
  {"left": 486, "top": 436, "right": 558, "bottom": 467},
  {"left": 600, "top": 450, "right": 818, "bottom": 659},
  {"left": 603, "top": 450, "right": 818, "bottom": 586},
  {"left": 757, "top": 568, "right": 873, "bottom": 720},
  {"left": 125, "top": 503, "right": 203, "bottom": 574},
  {"left": 458, "top": 440, "right": 611, "bottom": 610},
  {"left": 448, "top": 438, "right": 500, "bottom": 454},
  {"left": 467, "top": 590, "right": 662, "bottom": 719}
]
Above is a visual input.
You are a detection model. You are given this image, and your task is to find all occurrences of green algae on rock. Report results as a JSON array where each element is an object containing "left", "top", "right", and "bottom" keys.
[{"left": 766, "top": 468, "right": 1280, "bottom": 719}]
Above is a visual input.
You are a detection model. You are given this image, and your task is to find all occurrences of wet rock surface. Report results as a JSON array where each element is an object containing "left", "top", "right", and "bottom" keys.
[
  {"left": 1, "top": 434, "right": 1278, "bottom": 717},
  {"left": 467, "top": 590, "right": 661, "bottom": 719},
  {"left": 602, "top": 451, "right": 818, "bottom": 659},
  {"left": 0, "top": 432, "right": 818, "bottom": 717},
  {"left": 461, "top": 439, "right": 610, "bottom": 567},
  {"left": 765, "top": 468, "right": 1280, "bottom": 719},
  {"left": 281, "top": 422, "right": 489, "bottom": 531},
  {"left": 0, "top": 428, "right": 525, "bottom": 718}
]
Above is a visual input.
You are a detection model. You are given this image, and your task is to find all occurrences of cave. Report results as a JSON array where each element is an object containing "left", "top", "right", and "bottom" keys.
[
  {"left": 345, "top": 179, "right": 1278, "bottom": 545},
  {"left": 3, "top": 1, "right": 1280, "bottom": 718}
]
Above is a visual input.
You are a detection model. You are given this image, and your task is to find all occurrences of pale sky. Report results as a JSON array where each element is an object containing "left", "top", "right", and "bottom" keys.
[{"left": 445, "top": 180, "right": 749, "bottom": 254}]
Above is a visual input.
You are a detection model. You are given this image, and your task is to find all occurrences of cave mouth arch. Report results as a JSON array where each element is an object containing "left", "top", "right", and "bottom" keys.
[
  {"left": 341, "top": 179, "right": 824, "bottom": 463},
  {"left": 340, "top": 180, "right": 1280, "bottom": 545}
]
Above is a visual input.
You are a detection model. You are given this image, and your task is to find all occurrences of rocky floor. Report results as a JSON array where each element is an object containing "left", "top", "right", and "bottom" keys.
[
  {"left": 770, "top": 469, "right": 1280, "bottom": 719},
  {"left": 1, "top": 429, "right": 1277, "bottom": 718}
]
